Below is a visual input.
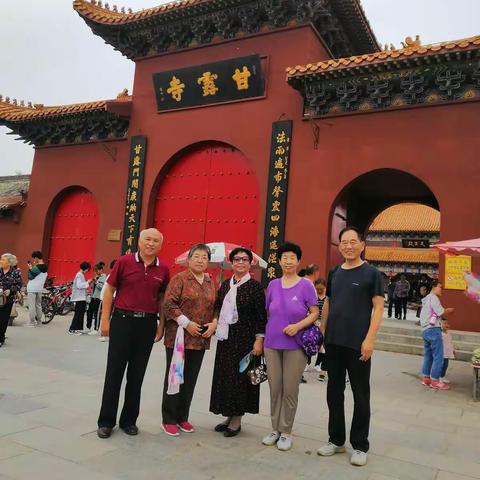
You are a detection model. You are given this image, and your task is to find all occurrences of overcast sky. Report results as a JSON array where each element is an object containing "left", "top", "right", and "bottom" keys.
[{"left": 1, "top": 0, "right": 479, "bottom": 176}]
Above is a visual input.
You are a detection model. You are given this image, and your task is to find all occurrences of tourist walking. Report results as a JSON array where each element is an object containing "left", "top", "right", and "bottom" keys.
[
  {"left": 68, "top": 261, "right": 91, "bottom": 334},
  {"left": 262, "top": 242, "right": 319, "bottom": 451},
  {"left": 419, "top": 281, "right": 454, "bottom": 390},
  {"left": 161, "top": 243, "right": 216, "bottom": 437},
  {"left": 0, "top": 253, "right": 23, "bottom": 347},
  {"left": 394, "top": 275, "right": 410, "bottom": 319},
  {"left": 98, "top": 259, "right": 116, "bottom": 342},
  {"left": 26, "top": 250, "right": 48, "bottom": 327},
  {"left": 318, "top": 227, "right": 384, "bottom": 467},
  {"left": 97, "top": 229, "right": 169, "bottom": 438},
  {"left": 209, "top": 247, "right": 267, "bottom": 437},
  {"left": 387, "top": 277, "right": 395, "bottom": 318},
  {"left": 86, "top": 262, "right": 106, "bottom": 334}
]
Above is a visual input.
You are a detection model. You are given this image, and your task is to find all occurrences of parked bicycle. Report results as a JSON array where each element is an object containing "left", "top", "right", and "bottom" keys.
[{"left": 41, "top": 282, "right": 74, "bottom": 324}]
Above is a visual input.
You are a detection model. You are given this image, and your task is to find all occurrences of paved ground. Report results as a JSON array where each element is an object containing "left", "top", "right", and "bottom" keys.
[{"left": 1, "top": 307, "right": 479, "bottom": 480}]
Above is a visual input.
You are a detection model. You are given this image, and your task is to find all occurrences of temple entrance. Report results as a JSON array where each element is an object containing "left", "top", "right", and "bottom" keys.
[
  {"left": 153, "top": 143, "right": 259, "bottom": 276},
  {"left": 48, "top": 187, "right": 99, "bottom": 284},
  {"left": 329, "top": 169, "right": 440, "bottom": 320}
]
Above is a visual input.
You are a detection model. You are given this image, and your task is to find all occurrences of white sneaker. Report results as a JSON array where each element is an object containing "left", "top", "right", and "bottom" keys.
[
  {"left": 25, "top": 323, "right": 36, "bottom": 327},
  {"left": 440, "top": 377, "right": 450, "bottom": 384},
  {"left": 88, "top": 330, "right": 99, "bottom": 336},
  {"left": 304, "top": 364, "right": 310, "bottom": 372},
  {"left": 350, "top": 450, "right": 368, "bottom": 466},
  {"left": 314, "top": 365, "right": 322, "bottom": 372},
  {"left": 98, "top": 336, "right": 107, "bottom": 342},
  {"left": 277, "top": 435, "right": 292, "bottom": 451},
  {"left": 317, "top": 442, "right": 346, "bottom": 456},
  {"left": 262, "top": 431, "right": 280, "bottom": 446},
  {"left": 68, "top": 330, "right": 82, "bottom": 336}
]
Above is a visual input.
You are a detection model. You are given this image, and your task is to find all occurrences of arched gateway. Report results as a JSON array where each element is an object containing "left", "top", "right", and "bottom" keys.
[
  {"left": 48, "top": 188, "right": 99, "bottom": 283},
  {"left": 153, "top": 143, "right": 259, "bottom": 275}
]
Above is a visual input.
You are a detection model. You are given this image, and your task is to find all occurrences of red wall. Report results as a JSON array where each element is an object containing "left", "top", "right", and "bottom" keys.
[{"left": 14, "top": 139, "right": 130, "bottom": 280}]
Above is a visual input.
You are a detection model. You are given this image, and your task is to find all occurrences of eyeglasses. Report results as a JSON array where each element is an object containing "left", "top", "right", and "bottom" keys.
[
  {"left": 232, "top": 256, "right": 250, "bottom": 263},
  {"left": 340, "top": 240, "right": 361, "bottom": 247}
]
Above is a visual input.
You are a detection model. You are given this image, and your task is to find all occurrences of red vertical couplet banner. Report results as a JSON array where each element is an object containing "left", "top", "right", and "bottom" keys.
[
  {"left": 122, "top": 135, "right": 147, "bottom": 255},
  {"left": 262, "top": 120, "right": 293, "bottom": 286}
]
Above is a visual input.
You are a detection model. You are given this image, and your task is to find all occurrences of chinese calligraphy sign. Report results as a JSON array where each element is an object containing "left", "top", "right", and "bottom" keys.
[
  {"left": 262, "top": 120, "right": 293, "bottom": 285},
  {"left": 445, "top": 254, "right": 471, "bottom": 290},
  {"left": 153, "top": 55, "right": 264, "bottom": 111},
  {"left": 122, "top": 135, "right": 147, "bottom": 255}
]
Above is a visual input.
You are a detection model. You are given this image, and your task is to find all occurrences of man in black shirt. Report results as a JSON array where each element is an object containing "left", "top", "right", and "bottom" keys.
[{"left": 318, "top": 227, "right": 384, "bottom": 467}]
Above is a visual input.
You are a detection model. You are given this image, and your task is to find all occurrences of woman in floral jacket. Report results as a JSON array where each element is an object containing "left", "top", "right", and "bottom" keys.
[{"left": 0, "top": 253, "right": 23, "bottom": 346}]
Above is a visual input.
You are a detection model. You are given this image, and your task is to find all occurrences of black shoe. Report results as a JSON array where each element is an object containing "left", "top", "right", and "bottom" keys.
[
  {"left": 224, "top": 426, "right": 241, "bottom": 437},
  {"left": 214, "top": 422, "right": 230, "bottom": 432},
  {"left": 97, "top": 427, "right": 112, "bottom": 438},
  {"left": 121, "top": 425, "right": 138, "bottom": 436}
]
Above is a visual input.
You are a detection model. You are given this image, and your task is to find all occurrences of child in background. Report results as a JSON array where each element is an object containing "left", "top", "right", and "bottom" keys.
[
  {"left": 314, "top": 279, "right": 328, "bottom": 382},
  {"left": 441, "top": 320, "right": 455, "bottom": 384}
]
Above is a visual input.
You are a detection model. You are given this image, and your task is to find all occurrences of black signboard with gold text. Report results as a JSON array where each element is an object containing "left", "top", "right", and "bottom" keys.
[
  {"left": 262, "top": 120, "right": 293, "bottom": 285},
  {"left": 153, "top": 55, "right": 264, "bottom": 111},
  {"left": 122, "top": 136, "right": 147, "bottom": 255}
]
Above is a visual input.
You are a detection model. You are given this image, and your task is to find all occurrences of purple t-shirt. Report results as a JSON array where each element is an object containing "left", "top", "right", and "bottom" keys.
[{"left": 265, "top": 278, "right": 318, "bottom": 350}]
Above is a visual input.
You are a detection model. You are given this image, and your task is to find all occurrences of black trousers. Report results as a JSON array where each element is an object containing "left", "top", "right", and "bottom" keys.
[
  {"left": 86, "top": 298, "right": 101, "bottom": 330},
  {"left": 0, "top": 303, "right": 14, "bottom": 343},
  {"left": 326, "top": 344, "right": 371, "bottom": 452},
  {"left": 388, "top": 298, "right": 394, "bottom": 317},
  {"left": 69, "top": 301, "right": 86, "bottom": 331},
  {"left": 395, "top": 297, "right": 408, "bottom": 319},
  {"left": 98, "top": 311, "right": 157, "bottom": 428},
  {"left": 162, "top": 347, "right": 205, "bottom": 424}
]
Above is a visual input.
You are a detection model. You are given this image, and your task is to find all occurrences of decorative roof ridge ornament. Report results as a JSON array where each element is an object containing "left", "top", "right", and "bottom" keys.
[{"left": 116, "top": 88, "right": 130, "bottom": 100}]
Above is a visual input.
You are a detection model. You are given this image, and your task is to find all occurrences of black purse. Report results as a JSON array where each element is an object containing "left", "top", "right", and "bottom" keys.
[{"left": 247, "top": 356, "right": 268, "bottom": 385}]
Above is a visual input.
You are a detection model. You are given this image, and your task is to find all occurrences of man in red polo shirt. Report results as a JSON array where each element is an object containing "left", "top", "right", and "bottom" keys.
[{"left": 97, "top": 228, "right": 169, "bottom": 438}]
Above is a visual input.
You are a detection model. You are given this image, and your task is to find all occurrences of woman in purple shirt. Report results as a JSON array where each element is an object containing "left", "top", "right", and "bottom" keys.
[{"left": 262, "top": 242, "right": 319, "bottom": 451}]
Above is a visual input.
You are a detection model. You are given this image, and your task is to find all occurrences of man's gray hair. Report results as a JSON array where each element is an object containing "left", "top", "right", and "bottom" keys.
[{"left": 1, "top": 253, "right": 17, "bottom": 267}]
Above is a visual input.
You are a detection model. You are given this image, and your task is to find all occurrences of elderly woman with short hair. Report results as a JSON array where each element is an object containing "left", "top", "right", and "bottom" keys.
[
  {"left": 209, "top": 247, "right": 267, "bottom": 437},
  {"left": 0, "top": 253, "right": 23, "bottom": 347},
  {"left": 161, "top": 243, "right": 217, "bottom": 437},
  {"left": 262, "top": 242, "right": 319, "bottom": 451}
]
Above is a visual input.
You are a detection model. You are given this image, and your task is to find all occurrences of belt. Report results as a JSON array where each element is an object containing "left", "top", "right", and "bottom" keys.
[{"left": 114, "top": 308, "right": 157, "bottom": 319}]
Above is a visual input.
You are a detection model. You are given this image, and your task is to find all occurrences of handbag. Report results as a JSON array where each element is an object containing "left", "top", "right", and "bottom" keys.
[
  {"left": 278, "top": 281, "right": 323, "bottom": 357},
  {"left": 247, "top": 356, "right": 268, "bottom": 385}
]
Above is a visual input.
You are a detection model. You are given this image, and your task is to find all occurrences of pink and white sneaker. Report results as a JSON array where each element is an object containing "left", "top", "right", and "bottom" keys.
[
  {"left": 162, "top": 424, "right": 180, "bottom": 436},
  {"left": 177, "top": 421, "right": 195, "bottom": 433},
  {"left": 421, "top": 376, "right": 431, "bottom": 386},
  {"left": 430, "top": 380, "right": 450, "bottom": 390}
]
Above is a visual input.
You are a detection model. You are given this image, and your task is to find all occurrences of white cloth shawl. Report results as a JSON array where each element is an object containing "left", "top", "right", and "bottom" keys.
[{"left": 216, "top": 273, "right": 251, "bottom": 341}]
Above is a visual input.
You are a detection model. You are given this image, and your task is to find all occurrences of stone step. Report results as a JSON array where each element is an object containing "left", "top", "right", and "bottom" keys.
[
  {"left": 376, "top": 331, "right": 479, "bottom": 353},
  {"left": 374, "top": 340, "right": 473, "bottom": 362},
  {"left": 376, "top": 319, "right": 480, "bottom": 362}
]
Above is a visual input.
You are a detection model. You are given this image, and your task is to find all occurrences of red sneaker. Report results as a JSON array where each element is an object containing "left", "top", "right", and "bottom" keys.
[
  {"left": 177, "top": 421, "right": 195, "bottom": 433},
  {"left": 430, "top": 380, "right": 450, "bottom": 390},
  {"left": 421, "top": 376, "right": 431, "bottom": 386},
  {"left": 162, "top": 424, "right": 180, "bottom": 436}
]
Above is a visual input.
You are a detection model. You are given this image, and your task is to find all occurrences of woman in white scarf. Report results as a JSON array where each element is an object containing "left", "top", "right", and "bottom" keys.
[{"left": 209, "top": 247, "right": 267, "bottom": 437}]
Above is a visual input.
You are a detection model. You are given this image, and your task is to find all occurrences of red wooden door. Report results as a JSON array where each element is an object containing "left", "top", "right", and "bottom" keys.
[
  {"left": 154, "top": 144, "right": 259, "bottom": 276},
  {"left": 48, "top": 188, "right": 99, "bottom": 284}
]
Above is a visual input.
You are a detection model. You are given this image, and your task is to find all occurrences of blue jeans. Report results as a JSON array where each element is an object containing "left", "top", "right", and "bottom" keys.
[{"left": 422, "top": 328, "right": 444, "bottom": 380}]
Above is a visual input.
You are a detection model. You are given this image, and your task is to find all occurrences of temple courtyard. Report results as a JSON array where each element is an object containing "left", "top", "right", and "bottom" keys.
[{"left": 0, "top": 307, "right": 479, "bottom": 480}]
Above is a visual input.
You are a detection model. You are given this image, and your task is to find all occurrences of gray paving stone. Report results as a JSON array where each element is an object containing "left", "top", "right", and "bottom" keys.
[
  {"left": 0, "top": 451, "right": 118, "bottom": 480},
  {"left": 0, "top": 440, "right": 32, "bottom": 461},
  {"left": 1, "top": 307, "right": 479, "bottom": 480},
  {"left": 0, "top": 413, "right": 38, "bottom": 438},
  {"left": 6, "top": 426, "right": 118, "bottom": 463}
]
